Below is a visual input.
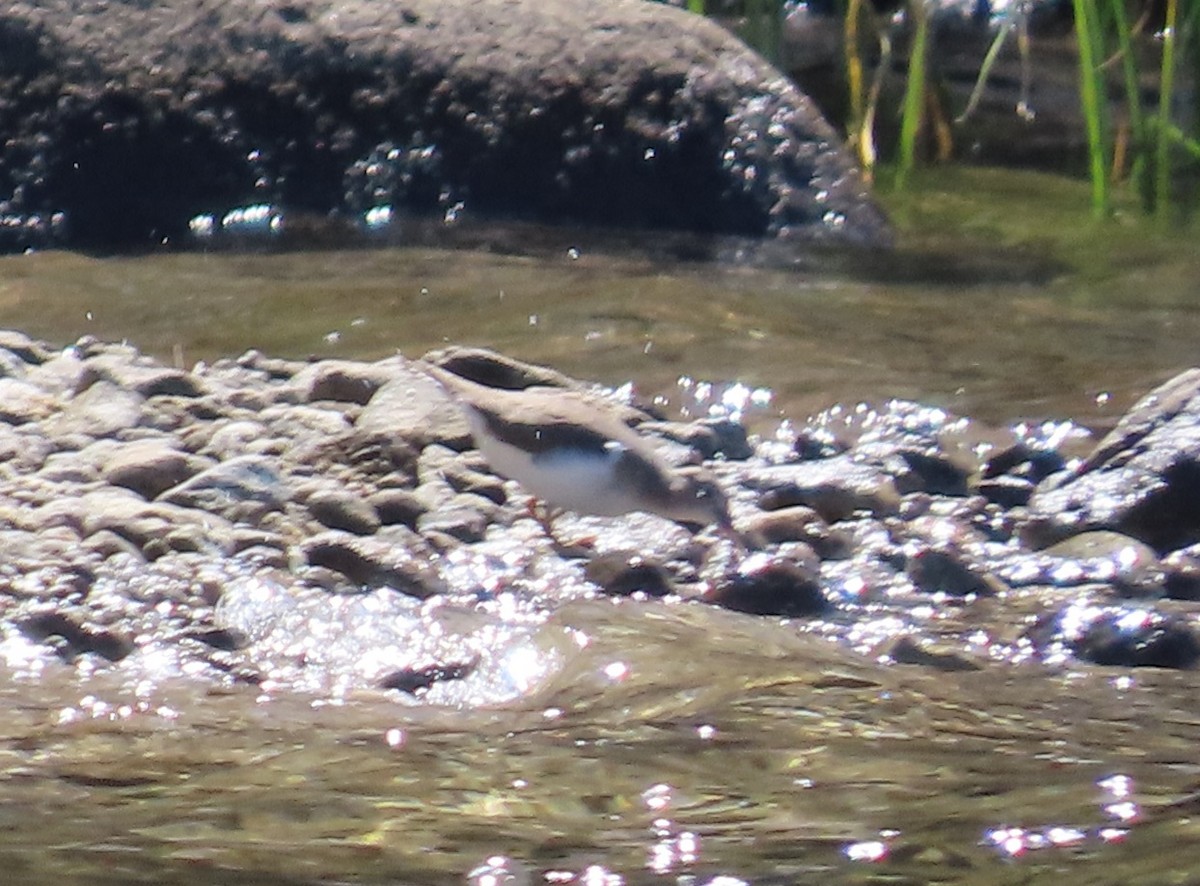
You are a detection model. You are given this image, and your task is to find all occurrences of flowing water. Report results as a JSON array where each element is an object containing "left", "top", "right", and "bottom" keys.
[{"left": 1, "top": 167, "right": 1200, "bottom": 884}]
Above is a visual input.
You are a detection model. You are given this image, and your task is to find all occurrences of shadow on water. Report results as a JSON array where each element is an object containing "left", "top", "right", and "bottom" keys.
[{"left": 1, "top": 167, "right": 1200, "bottom": 883}]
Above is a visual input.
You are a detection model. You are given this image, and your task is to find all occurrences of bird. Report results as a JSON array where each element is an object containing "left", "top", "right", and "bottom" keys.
[{"left": 424, "top": 362, "right": 734, "bottom": 537}]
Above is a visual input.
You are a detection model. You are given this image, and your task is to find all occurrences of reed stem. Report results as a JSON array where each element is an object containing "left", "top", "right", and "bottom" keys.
[
  {"left": 1072, "top": 0, "right": 1110, "bottom": 217},
  {"left": 895, "top": 0, "right": 929, "bottom": 191},
  {"left": 1154, "top": 0, "right": 1179, "bottom": 218}
]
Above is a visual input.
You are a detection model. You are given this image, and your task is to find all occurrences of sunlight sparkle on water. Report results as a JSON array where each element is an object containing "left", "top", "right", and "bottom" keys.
[
  {"left": 467, "top": 855, "right": 530, "bottom": 886},
  {"left": 580, "top": 864, "right": 622, "bottom": 885},
  {"left": 648, "top": 829, "right": 699, "bottom": 875},
  {"left": 603, "top": 660, "right": 629, "bottom": 682},
  {"left": 985, "top": 825, "right": 1087, "bottom": 856},
  {"left": 675, "top": 376, "right": 772, "bottom": 423},
  {"left": 642, "top": 783, "right": 673, "bottom": 812},
  {"left": 844, "top": 839, "right": 889, "bottom": 862}
]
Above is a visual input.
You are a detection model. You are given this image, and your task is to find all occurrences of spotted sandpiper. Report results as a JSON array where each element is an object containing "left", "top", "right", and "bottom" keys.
[{"left": 425, "top": 363, "right": 733, "bottom": 535}]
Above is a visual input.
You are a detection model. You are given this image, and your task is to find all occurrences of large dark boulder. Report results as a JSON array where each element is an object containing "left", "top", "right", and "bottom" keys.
[{"left": 0, "top": 0, "right": 889, "bottom": 252}]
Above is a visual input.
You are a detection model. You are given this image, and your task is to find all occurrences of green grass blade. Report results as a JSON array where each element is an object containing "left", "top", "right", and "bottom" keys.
[
  {"left": 1072, "top": 0, "right": 1110, "bottom": 217},
  {"left": 1102, "top": 0, "right": 1148, "bottom": 207},
  {"left": 1155, "top": 0, "right": 1179, "bottom": 218},
  {"left": 895, "top": 0, "right": 929, "bottom": 191}
]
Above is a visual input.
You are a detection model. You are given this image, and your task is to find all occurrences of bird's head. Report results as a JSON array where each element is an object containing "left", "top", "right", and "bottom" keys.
[{"left": 664, "top": 465, "right": 734, "bottom": 532}]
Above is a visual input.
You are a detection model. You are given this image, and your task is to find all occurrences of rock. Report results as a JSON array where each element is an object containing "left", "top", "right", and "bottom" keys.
[
  {"left": 0, "top": 426, "right": 51, "bottom": 472},
  {"left": 1040, "top": 531, "right": 1163, "bottom": 597},
  {"left": 357, "top": 363, "right": 471, "bottom": 449},
  {"left": 746, "top": 505, "right": 851, "bottom": 559},
  {"left": 196, "top": 420, "right": 277, "bottom": 460},
  {"left": 417, "top": 503, "right": 493, "bottom": 544},
  {"left": 290, "top": 359, "right": 401, "bottom": 405},
  {"left": 1066, "top": 606, "right": 1200, "bottom": 669},
  {"left": 304, "top": 488, "right": 382, "bottom": 536},
  {"left": 72, "top": 488, "right": 235, "bottom": 558},
  {"left": 19, "top": 609, "right": 133, "bottom": 662},
  {"left": 289, "top": 428, "right": 419, "bottom": 489},
  {"left": 301, "top": 529, "right": 447, "bottom": 598},
  {"left": 26, "top": 350, "right": 88, "bottom": 396},
  {"left": 368, "top": 488, "right": 429, "bottom": 529},
  {"left": 379, "top": 660, "right": 477, "bottom": 695},
  {"left": 0, "top": 378, "right": 57, "bottom": 424},
  {"left": 102, "top": 439, "right": 212, "bottom": 499},
  {"left": 1028, "top": 369, "right": 1200, "bottom": 553},
  {"left": 705, "top": 550, "right": 826, "bottom": 616},
  {"left": 748, "top": 456, "right": 902, "bottom": 523},
  {"left": 37, "top": 450, "right": 103, "bottom": 484},
  {"left": 981, "top": 440, "right": 1068, "bottom": 486},
  {"left": 975, "top": 474, "right": 1035, "bottom": 508},
  {"left": 585, "top": 552, "right": 675, "bottom": 597},
  {"left": 80, "top": 353, "right": 206, "bottom": 398},
  {"left": 885, "top": 636, "right": 983, "bottom": 671},
  {"left": 0, "top": 0, "right": 886, "bottom": 253},
  {"left": 83, "top": 529, "right": 146, "bottom": 561},
  {"left": 0, "top": 330, "right": 49, "bottom": 365},
  {"left": 158, "top": 454, "right": 290, "bottom": 524},
  {"left": 905, "top": 545, "right": 1006, "bottom": 597},
  {"left": 44, "top": 380, "right": 145, "bottom": 439},
  {"left": 1163, "top": 545, "right": 1200, "bottom": 601},
  {"left": 435, "top": 456, "right": 509, "bottom": 506}
]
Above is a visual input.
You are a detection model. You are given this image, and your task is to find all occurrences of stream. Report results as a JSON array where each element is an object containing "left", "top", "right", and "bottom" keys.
[{"left": 0, "top": 167, "right": 1198, "bottom": 885}]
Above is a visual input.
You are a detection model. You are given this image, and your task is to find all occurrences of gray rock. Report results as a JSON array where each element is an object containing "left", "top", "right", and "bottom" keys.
[
  {"left": 25, "top": 350, "right": 89, "bottom": 396},
  {"left": 584, "top": 552, "right": 675, "bottom": 597},
  {"left": 290, "top": 359, "right": 402, "bottom": 406},
  {"left": 905, "top": 544, "right": 1007, "bottom": 597},
  {"left": 259, "top": 403, "right": 353, "bottom": 440},
  {"left": 747, "top": 456, "right": 902, "bottom": 523},
  {"left": 37, "top": 450, "right": 102, "bottom": 484},
  {"left": 705, "top": 550, "right": 827, "bottom": 616},
  {"left": 102, "top": 439, "right": 213, "bottom": 500},
  {"left": 196, "top": 419, "right": 279, "bottom": 460},
  {"left": 158, "top": 454, "right": 291, "bottom": 524},
  {"left": 80, "top": 354, "right": 206, "bottom": 398},
  {"left": 301, "top": 529, "right": 447, "bottom": 598},
  {"left": 742, "top": 504, "right": 849, "bottom": 557},
  {"left": 0, "top": 378, "right": 56, "bottom": 424},
  {"left": 0, "top": 0, "right": 886, "bottom": 252},
  {"left": 357, "top": 365, "right": 471, "bottom": 449},
  {"left": 0, "top": 425, "right": 51, "bottom": 472},
  {"left": 1028, "top": 369, "right": 1200, "bottom": 552},
  {"left": 417, "top": 505, "right": 491, "bottom": 544},
  {"left": 369, "top": 488, "right": 429, "bottom": 529},
  {"left": 0, "top": 330, "right": 49, "bottom": 365},
  {"left": 304, "top": 488, "right": 382, "bottom": 536},
  {"left": 44, "top": 380, "right": 145, "bottom": 439}
]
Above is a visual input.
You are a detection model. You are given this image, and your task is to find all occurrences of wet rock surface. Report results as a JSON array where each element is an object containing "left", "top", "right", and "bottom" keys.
[
  {"left": 1028, "top": 370, "right": 1200, "bottom": 553},
  {"left": 2, "top": 331, "right": 1200, "bottom": 714},
  {"left": 0, "top": 0, "right": 887, "bottom": 253}
]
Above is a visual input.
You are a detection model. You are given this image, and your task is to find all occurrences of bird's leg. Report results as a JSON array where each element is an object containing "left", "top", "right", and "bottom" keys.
[
  {"left": 526, "top": 498, "right": 596, "bottom": 553},
  {"left": 526, "top": 498, "right": 558, "bottom": 536}
]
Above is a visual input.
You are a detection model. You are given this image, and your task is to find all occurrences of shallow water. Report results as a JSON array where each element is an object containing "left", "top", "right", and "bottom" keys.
[
  {"left": 0, "top": 169, "right": 1196, "bottom": 434},
  {"left": 2, "top": 167, "right": 1200, "bottom": 884}
]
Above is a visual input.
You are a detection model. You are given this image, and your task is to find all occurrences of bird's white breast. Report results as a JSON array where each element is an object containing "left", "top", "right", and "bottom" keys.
[{"left": 467, "top": 410, "right": 638, "bottom": 516}]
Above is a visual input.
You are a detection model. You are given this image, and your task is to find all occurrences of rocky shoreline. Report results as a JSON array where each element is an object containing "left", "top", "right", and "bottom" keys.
[{"left": 0, "top": 331, "right": 1198, "bottom": 707}]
